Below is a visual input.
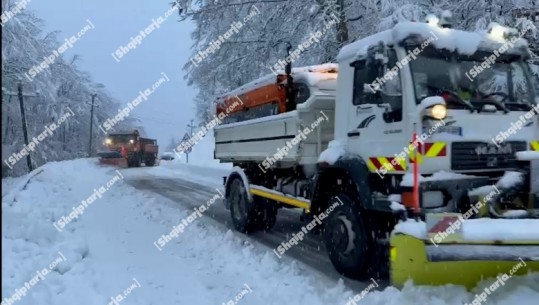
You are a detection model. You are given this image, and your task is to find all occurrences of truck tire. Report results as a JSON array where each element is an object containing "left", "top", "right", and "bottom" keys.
[
  {"left": 323, "top": 194, "right": 378, "bottom": 280},
  {"left": 145, "top": 158, "right": 156, "bottom": 166},
  {"left": 133, "top": 154, "right": 142, "bottom": 167},
  {"left": 229, "top": 178, "right": 261, "bottom": 233}
]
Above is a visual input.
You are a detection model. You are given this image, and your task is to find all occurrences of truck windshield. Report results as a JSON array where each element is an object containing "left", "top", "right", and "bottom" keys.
[
  {"left": 109, "top": 134, "right": 134, "bottom": 143},
  {"left": 408, "top": 46, "right": 535, "bottom": 111}
]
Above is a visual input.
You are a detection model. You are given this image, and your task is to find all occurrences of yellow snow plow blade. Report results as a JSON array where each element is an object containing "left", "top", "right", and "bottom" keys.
[{"left": 390, "top": 234, "right": 539, "bottom": 289}]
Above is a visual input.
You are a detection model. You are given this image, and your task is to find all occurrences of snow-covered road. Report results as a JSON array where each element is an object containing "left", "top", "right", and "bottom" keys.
[
  {"left": 3, "top": 159, "right": 539, "bottom": 305},
  {"left": 124, "top": 165, "right": 380, "bottom": 292}
]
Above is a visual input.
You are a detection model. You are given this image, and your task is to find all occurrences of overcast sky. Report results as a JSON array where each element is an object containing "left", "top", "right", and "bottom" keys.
[{"left": 30, "top": 0, "right": 197, "bottom": 148}]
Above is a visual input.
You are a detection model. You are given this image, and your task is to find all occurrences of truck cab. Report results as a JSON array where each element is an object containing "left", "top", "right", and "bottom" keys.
[{"left": 336, "top": 21, "right": 538, "bottom": 212}]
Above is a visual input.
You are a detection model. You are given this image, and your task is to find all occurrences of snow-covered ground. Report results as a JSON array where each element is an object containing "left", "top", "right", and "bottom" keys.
[{"left": 3, "top": 159, "right": 539, "bottom": 305}]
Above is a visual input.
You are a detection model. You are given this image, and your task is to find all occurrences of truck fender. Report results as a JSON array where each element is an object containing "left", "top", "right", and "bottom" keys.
[
  {"left": 311, "top": 156, "right": 373, "bottom": 213},
  {"left": 224, "top": 166, "right": 253, "bottom": 209}
]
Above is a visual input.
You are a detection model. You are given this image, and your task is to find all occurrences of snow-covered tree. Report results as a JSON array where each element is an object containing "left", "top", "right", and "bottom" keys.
[
  {"left": 174, "top": 0, "right": 538, "bottom": 122},
  {"left": 1, "top": 6, "right": 137, "bottom": 177}
]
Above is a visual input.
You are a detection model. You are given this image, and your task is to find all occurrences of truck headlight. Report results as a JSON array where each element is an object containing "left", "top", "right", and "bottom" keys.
[
  {"left": 130, "top": 139, "right": 134, "bottom": 144},
  {"left": 105, "top": 138, "right": 112, "bottom": 145},
  {"left": 426, "top": 104, "right": 447, "bottom": 120}
]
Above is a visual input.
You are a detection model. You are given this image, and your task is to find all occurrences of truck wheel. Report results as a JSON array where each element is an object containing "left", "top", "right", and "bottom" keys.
[
  {"left": 229, "top": 178, "right": 260, "bottom": 233},
  {"left": 323, "top": 194, "right": 377, "bottom": 280},
  {"left": 145, "top": 158, "right": 155, "bottom": 166},
  {"left": 133, "top": 155, "right": 142, "bottom": 167}
]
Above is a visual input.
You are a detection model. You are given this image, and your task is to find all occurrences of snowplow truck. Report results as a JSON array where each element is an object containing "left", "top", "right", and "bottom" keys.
[
  {"left": 98, "top": 130, "right": 158, "bottom": 167},
  {"left": 214, "top": 15, "right": 539, "bottom": 289}
]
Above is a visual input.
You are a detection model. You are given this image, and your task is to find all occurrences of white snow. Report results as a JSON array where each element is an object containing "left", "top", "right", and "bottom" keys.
[
  {"left": 419, "top": 96, "right": 445, "bottom": 109},
  {"left": 464, "top": 219, "right": 539, "bottom": 241},
  {"left": 394, "top": 218, "right": 539, "bottom": 241},
  {"left": 496, "top": 171, "right": 524, "bottom": 189},
  {"left": 468, "top": 185, "right": 497, "bottom": 196},
  {"left": 502, "top": 210, "right": 530, "bottom": 218},
  {"left": 3, "top": 159, "right": 539, "bottom": 304},
  {"left": 394, "top": 219, "right": 427, "bottom": 239},
  {"left": 390, "top": 201, "right": 406, "bottom": 211},
  {"left": 516, "top": 151, "right": 539, "bottom": 161},
  {"left": 217, "top": 63, "right": 338, "bottom": 103},
  {"left": 338, "top": 21, "right": 529, "bottom": 61},
  {"left": 318, "top": 139, "right": 347, "bottom": 164},
  {"left": 401, "top": 171, "right": 477, "bottom": 187},
  {"left": 2, "top": 159, "right": 343, "bottom": 305}
]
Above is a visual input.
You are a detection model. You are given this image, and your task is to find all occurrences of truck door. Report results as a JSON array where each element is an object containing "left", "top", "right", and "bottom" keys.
[{"left": 347, "top": 48, "right": 408, "bottom": 177}]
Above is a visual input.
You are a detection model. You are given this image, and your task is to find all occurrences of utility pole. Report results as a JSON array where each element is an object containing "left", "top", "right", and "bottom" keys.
[
  {"left": 17, "top": 82, "right": 32, "bottom": 171},
  {"left": 2, "top": 82, "right": 39, "bottom": 173},
  {"left": 186, "top": 119, "right": 195, "bottom": 164},
  {"left": 88, "top": 93, "right": 97, "bottom": 157}
]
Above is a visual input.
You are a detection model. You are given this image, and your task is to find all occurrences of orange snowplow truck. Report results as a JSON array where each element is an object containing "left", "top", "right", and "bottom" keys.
[{"left": 98, "top": 130, "right": 158, "bottom": 167}]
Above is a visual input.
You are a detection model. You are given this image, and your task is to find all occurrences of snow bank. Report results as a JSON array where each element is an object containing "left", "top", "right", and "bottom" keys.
[{"left": 2, "top": 159, "right": 111, "bottom": 305}]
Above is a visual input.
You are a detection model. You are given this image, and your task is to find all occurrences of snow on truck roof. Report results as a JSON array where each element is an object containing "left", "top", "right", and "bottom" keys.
[
  {"left": 218, "top": 63, "right": 338, "bottom": 100},
  {"left": 337, "top": 21, "right": 529, "bottom": 61}
]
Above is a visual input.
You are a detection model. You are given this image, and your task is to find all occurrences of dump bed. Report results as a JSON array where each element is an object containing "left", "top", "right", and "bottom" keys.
[
  {"left": 140, "top": 138, "right": 158, "bottom": 154},
  {"left": 214, "top": 64, "right": 338, "bottom": 167},
  {"left": 214, "top": 91, "right": 336, "bottom": 166}
]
